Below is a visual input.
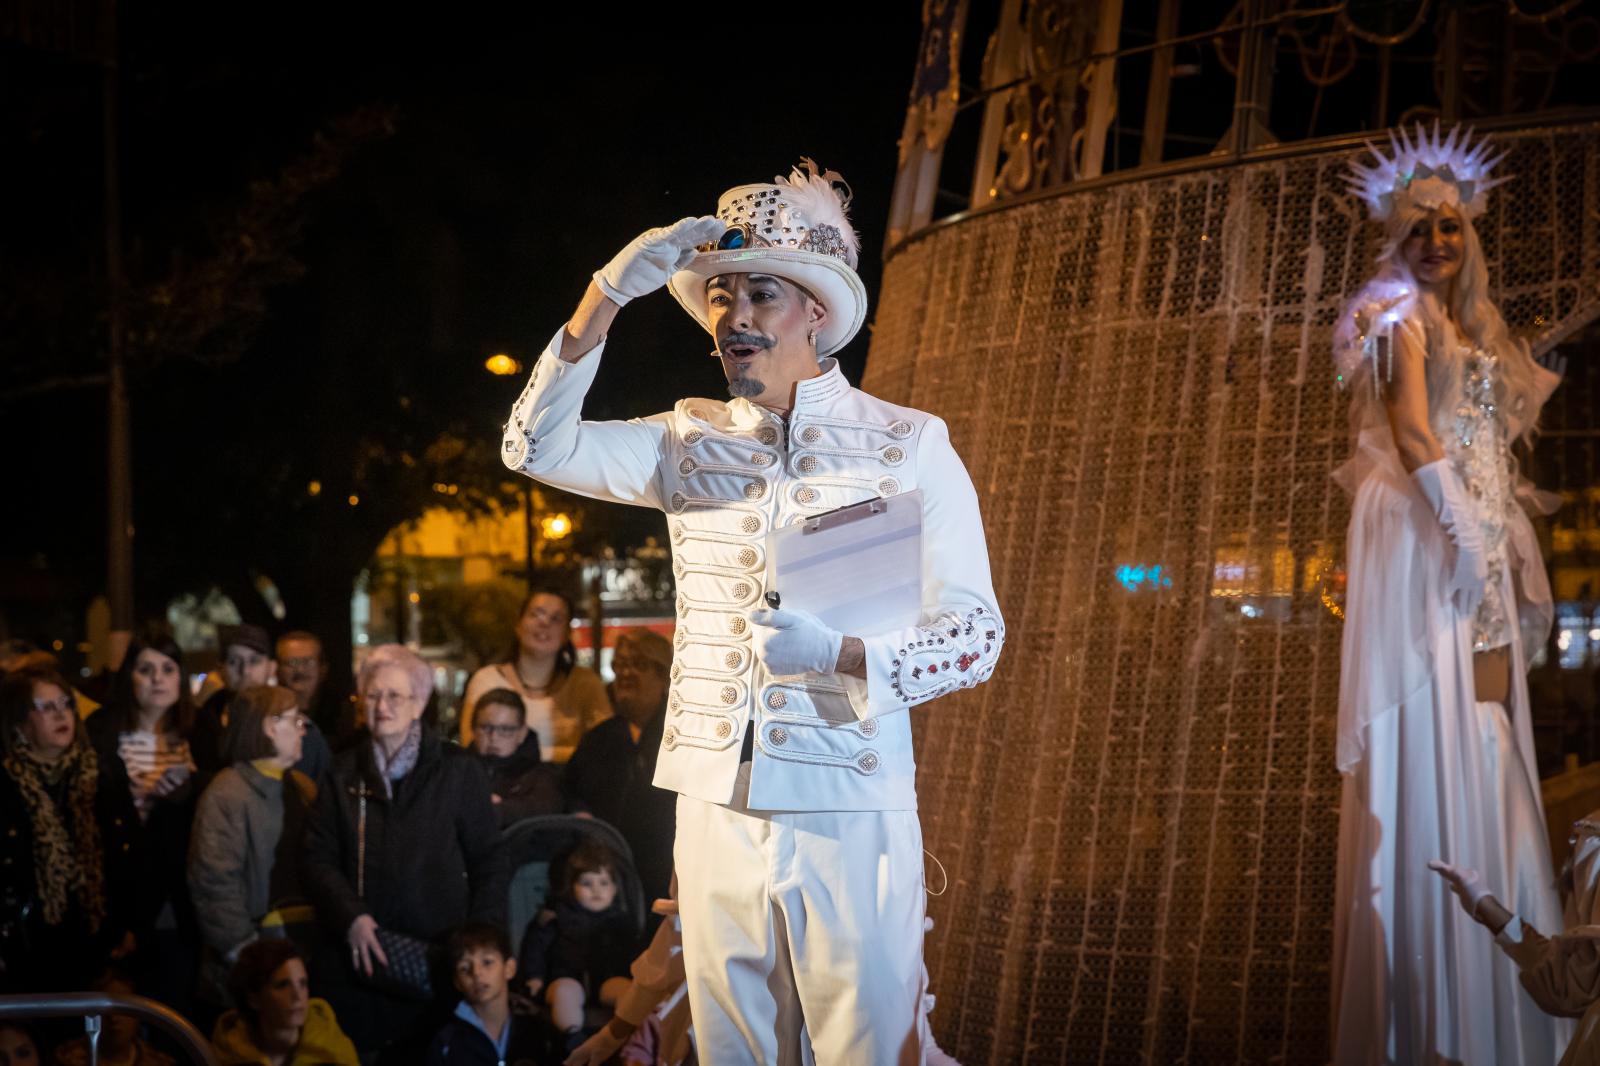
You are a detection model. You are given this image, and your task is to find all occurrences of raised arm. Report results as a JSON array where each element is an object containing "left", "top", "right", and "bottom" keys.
[
  {"left": 500, "top": 217, "right": 725, "bottom": 508},
  {"left": 559, "top": 281, "right": 620, "bottom": 363},
  {"left": 1432, "top": 859, "right": 1600, "bottom": 1017}
]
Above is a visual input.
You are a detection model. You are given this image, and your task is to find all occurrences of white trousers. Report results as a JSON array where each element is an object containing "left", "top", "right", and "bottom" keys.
[{"left": 674, "top": 763, "right": 929, "bottom": 1066}]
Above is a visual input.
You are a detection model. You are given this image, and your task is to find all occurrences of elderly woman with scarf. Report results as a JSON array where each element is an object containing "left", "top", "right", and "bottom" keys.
[
  {"left": 0, "top": 667, "right": 140, "bottom": 991},
  {"left": 303, "top": 644, "right": 508, "bottom": 1066}
]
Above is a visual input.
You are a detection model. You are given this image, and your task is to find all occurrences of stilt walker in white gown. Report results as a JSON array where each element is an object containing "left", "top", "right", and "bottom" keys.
[{"left": 1331, "top": 123, "right": 1570, "bottom": 1065}]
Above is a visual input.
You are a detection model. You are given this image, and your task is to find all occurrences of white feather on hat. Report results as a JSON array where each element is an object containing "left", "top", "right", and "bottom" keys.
[{"left": 777, "top": 158, "right": 860, "bottom": 268}]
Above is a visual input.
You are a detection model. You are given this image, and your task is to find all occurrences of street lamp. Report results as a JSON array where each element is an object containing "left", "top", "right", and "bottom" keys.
[{"left": 541, "top": 513, "right": 572, "bottom": 541}]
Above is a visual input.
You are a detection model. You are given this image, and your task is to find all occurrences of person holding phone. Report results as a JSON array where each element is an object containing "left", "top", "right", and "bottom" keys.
[{"left": 87, "top": 625, "right": 203, "bottom": 1014}]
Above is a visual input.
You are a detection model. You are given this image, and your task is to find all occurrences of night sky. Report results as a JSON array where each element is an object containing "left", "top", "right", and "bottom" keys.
[
  {"left": 9, "top": 1, "right": 1577, "bottom": 650},
  {"left": 0, "top": 4, "right": 925, "bottom": 647}
]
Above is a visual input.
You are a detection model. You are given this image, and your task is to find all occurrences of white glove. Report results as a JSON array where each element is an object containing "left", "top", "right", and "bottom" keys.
[
  {"left": 1411, "top": 459, "right": 1489, "bottom": 618},
  {"left": 748, "top": 608, "right": 844, "bottom": 676},
  {"left": 1428, "top": 859, "right": 1492, "bottom": 919},
  {"left": 563, "top": 1020, "right": 631, "bottom": 1066},
  {"left": 594, "top": 216, "right": 725, "bottom": 306}
]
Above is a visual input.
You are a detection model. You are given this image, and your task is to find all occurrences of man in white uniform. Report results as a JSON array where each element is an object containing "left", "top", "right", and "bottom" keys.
[{"left": 501, "top": 160, "right": 1003, "bottom": 1064}]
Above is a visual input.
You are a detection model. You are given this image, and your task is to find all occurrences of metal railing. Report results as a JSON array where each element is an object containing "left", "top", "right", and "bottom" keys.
[{"left": 0, "top": 993, "right": 218, "bottom": 1066}]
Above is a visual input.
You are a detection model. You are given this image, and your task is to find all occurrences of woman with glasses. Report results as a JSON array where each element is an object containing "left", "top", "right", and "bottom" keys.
[
  {"left": 303, "top": 643, "right": 509, "bottom": 1065},
  {"left": 459, "top": 589, "right": 608, "bottom": 762},
  {"left": 0, "top": 666, "right": 140, "bottom": 991},
  {"left": 188, "top": 685, "right": 318, "bottom": 1010}
]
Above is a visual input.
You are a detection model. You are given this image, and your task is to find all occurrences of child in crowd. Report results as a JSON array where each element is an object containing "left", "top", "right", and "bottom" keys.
[
  {"left": 467, "top": 688, "right": 562, "bottom": 825},
  {"left": 426, "top": 924, "right": 541, "bottom": 1066},
  {"left": 519, "top": 843, "right": 636, "bottom": 1052}
]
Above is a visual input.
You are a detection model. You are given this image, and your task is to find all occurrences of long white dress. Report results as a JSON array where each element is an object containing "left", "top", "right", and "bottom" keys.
[{"left": 1331, "top": 318, "right": 1569, "bottom": 1064}]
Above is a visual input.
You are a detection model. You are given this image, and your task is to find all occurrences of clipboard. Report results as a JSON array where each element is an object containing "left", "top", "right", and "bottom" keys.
[{"left": 763, "top": 490, "right": 923, "bottom": 637}]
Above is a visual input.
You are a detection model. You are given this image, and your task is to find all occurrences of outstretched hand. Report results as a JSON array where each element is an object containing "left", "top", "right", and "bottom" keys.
[
  {"left": 1428, "top": 859, "right": 1490, "bottom": 918},
  {"left": 595, "top": 216, "right": 725, "bottom": 306}
]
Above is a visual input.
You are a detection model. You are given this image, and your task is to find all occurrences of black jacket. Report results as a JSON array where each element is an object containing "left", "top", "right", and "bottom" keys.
[
  {"left": 303, "top": 726, "right": 509, "bottom": 942},
  {"left": 476, "top": 735, "right": 563, "bottom": 827},
  {"left": 82, "top": 708, "right": 198, "bottom": 937},
  {"left": 518, "top": 897, "right": 636, "bottom": 989},
  {"left": 562, "top": 712, "right": 675, "bottom": 904},
  {"left": 424, "top": 1009, "right": 541, "bottom": 1066},
  {"left": 0, "top": 745, "right": 142, "bottom": 990}
]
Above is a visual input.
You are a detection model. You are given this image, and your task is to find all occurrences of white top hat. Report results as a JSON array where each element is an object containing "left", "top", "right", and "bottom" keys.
[{"left": 667, "top": 159, "right": 868, "bottom": 357}]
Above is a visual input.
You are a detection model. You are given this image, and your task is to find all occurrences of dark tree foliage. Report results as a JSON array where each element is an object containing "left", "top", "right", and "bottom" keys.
[{"left": 0, "top": 5, "right": 920, "bottom": 670}]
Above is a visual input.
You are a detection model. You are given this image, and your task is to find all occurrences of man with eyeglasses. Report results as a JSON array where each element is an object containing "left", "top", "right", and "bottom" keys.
[
  {"left": 500, "top": 161, "right": 1004, "bottom": 1063},
  {"left": 275, "top": 631, "right": 341, "bottom": 734}
]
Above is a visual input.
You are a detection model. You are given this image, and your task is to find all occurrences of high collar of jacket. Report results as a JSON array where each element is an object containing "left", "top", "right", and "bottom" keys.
[
  {"left": 726, "top": 357, "right": 849, "bottom": 427},
  {"left": 353, "top": 724, "right": 442, "bottom": 798},
  {"left": 234, "top": 761, "right": 286, "bottom": 801}
]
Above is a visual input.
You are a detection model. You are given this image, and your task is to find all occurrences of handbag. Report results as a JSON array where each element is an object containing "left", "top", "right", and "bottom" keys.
[{"left": 351, "top": 782, "right": 437, "bottom": 1000}]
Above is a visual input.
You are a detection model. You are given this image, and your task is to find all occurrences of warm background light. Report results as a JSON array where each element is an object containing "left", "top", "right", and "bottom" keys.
[
  {"left": 540, "top": 513, "right": 571, "bottom": 540},
  {"left": 484, "top": 353, "right": 521, "bottom": 376}
]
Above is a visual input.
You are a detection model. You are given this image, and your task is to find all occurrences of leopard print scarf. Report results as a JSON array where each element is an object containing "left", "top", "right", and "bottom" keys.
[{"left": 2, "top": 742, "right": 106, "bottom": 930}]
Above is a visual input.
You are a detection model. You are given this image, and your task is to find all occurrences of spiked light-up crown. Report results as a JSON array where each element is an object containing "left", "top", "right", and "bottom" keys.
[{"left": 1346, "top": 121, "right": 1509, "bottom": 222}]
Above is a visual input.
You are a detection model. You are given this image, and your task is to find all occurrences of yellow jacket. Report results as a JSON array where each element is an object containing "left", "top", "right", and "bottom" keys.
[{"left": 211, "top": 999, "right": 359, "bottom": 1066}]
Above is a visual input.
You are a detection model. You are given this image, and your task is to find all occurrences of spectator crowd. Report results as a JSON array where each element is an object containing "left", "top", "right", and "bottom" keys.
[{"left": 0, "top": 589, "right": 686, "bottom": 1066}]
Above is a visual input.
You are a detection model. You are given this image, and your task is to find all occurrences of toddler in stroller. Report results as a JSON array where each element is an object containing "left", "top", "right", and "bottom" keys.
[{"left": 520, "top": 840, "right": 640, "bottom": 1053}]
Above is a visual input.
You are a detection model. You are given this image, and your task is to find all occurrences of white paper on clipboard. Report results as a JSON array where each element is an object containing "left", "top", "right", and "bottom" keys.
[{"left": 764, "top": 490, "right": 923, "bottom": 638}]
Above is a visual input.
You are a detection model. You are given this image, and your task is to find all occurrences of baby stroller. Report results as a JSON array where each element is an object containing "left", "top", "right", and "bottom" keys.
[{"left": 501, "top": 813, "right": 647, "bottom": 1062}]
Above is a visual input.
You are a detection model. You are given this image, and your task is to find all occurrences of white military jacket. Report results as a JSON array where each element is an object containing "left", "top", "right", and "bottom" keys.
[{"left": 502, "top": 327, "right": 1004, "bottom": 811}]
